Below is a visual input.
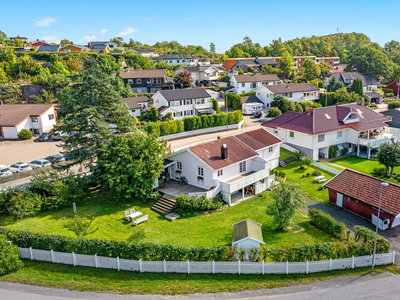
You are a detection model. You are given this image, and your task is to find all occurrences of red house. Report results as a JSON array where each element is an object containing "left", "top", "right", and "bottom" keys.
[
  {"left": 386, "top": 77, "right": 400, "bottom": 97},
  {"left": 324, "top": 169, "right": 400, "bottom": 230},
  {"left": 29, "top": 40, "right": 52, "bottom": 47}
]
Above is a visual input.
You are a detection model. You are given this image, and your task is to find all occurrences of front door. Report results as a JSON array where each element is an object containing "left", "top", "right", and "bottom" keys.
[{"left": 337, "top": 192, "right": 343, "bottom": 207}]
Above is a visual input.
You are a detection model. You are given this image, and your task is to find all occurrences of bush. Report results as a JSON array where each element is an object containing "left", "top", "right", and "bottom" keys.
[
  {"left": 354, "top": 225, "right": 390, "bottom": 253},
  {"left": 193, "top": 116, "right": 202, "bottom": 130},
  {"left": 318, "top": 82, "right": 325, "bottom": 88},
  {"left": 268, "top": 107, "right": 281, "bottom": 117},
  {"left": 175, "top": 120, "right": 184, "bottom": 133},
  {"left": 0, "top": 228, "right": 230, "bottom": 262},
  {"left": 319, "top": 92, "right": 336, "bottom": 107},
  {"left": 0, "top": 235, "right": 24, "bottom": 276},
  {"left": 311, "top": 169, "right": 321, "bottom": 176},
  {"left": 168, "top": 120, "right": 177, "bottom": 134},
  {"left": 233, "top": 95, "right": 242, "bottom": 110},
  {"left": 175, "top": 194, "right": 224, "bottom": 213},
  {"left": 308, "top": 208, "right": 346, "bottom": 239},
  {"left": 341, "top": 147, "right": 349, "bottom": 155},
  {"left": 146, "top": 122, "right": 160, "bottom": 137},
  {"left": 201, "top": 115, "right": 209, "bottom": 129},
  {"left": 388, "top": 101, "right": 400, "bottom": 110},
  {"left": 211, "top": 99, "right": 220, "bottom": 113},
  {"left": 372, "top": 167, "right": 386, "bottom": 177},
  {"left": 385, "top": 93, "right": 394, "bottom": 98},
  {"left": 7, "top": 191, "right": 42, "bottom": 219},
  {"left": 159, "top": 121, "right": 170, "bottom": 136},
  {"left": 370, "top": 103, "right": 376, "bottom": 108},
  {"left": 328, "top": 146, "right": 337, "bottom": 158},
  {"left": 234, "top": 110, "right": 243, "bottom": 123},
  {"left": 18, "top": 129, "right": 33, "bottom": 140},
  {"left": 227, "top": 112, "right": 236, "bottom": 125},
  {"left": 184, "top": 117, "right": 195, "bottom": 131},
  {"left": 151, "top": 108, "right": 158, "bottom": 121}
]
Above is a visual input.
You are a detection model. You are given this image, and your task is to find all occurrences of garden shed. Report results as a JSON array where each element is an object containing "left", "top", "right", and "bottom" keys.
[{"left": 232, "top": 219, "right": 265, "bottom": 250}]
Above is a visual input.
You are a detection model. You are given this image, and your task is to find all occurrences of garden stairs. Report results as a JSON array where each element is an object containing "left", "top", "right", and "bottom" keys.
[{"left": 151, "top": 194, "right": 176, "bottom": 215}]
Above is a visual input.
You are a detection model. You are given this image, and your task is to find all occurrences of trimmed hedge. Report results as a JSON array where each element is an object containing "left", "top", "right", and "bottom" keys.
[
  {"left": 308, "top": 208, "right": 346, "bottom": 239},
  {"left": 175, "top": 195, "right": 224, "bottom": 213},
  {"left": 354, "top": 225, "right": 391, "bottom": 251},
  {"left": 159, "top": 122, "right": 170, "bottom": 136},
  {"left": 0, "top": 228, "right": 230, "bottom": 262},
  {"left": 175, "top": 120, "right": 184, "bottom": 133},
  {"left": 146, "top": 123, "right": 160, "bottom": 137}
]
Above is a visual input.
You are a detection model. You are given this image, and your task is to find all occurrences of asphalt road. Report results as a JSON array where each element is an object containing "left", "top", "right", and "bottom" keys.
[{"left": 0, "top": 271, "right": 398, "bottom": 299}]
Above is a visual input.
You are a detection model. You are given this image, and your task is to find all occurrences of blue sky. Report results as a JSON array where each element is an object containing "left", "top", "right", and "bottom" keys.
[{"left": 1, "top": 0, "right": 398, "bottom": 52}]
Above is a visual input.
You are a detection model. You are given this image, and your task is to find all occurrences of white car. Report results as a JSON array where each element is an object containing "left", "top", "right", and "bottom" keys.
[
  {"left": 29, "top": 159, "right": 52, "bottom": 169},
  {"left": 0, "top": 165, "right": 12, "bottom": 177},
  {"left": 8, "top": 162, "right": 33, "bottom": 173}
]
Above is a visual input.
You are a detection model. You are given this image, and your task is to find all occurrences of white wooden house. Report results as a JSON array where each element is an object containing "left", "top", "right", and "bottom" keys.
[{"left": 230, "top": 74, "right": 281, "bottom": 94}]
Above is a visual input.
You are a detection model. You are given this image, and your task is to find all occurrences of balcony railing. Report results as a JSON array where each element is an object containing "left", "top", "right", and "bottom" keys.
[
  {"left": 221, "top": 169, "right": 270, "bottom": 194},
  {"left": 147, "top": 82, "right": 173, "bottom": 87},
  {"left": 357, "top": 137, "right": 391, "bottom": 148}
]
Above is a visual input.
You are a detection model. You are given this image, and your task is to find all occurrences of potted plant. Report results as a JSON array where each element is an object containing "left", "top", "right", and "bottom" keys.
[{"left": 197, "top": 176, "right": 204, "bottom": 183}]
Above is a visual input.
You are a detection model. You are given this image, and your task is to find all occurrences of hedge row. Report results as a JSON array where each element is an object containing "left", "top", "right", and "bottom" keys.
[
  {"left": 308, "top": 208, "right": 346, "bottom": 239},
  {"left": 0, "top": 228, "right": 230, "bottom": 262},
  {"left": 175, "top": 195, "right": 224, "bottom": 213},
  {"left": 147, "top": 120, "right": 184, "bottom": 137},
  {"left": 354, "top": 225, "right": 391, "bottom": 251}
]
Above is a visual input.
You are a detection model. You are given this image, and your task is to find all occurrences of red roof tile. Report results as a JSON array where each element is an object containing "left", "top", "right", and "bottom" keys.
[
  {"left": 261, "top": 111, "right": 302, "bottom": 129},
  {"left": 234, "top": 128, "right": 281, "bottom": 151},
  {"left": 324, "top": 169, "right": 400, "bottom": 216}
]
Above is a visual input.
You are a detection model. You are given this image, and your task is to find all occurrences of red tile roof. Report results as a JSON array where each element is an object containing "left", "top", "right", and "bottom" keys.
[
  {"left": 261, "top": 111, "right": 302, "bottom": 129},
  {"left": 188, "top": 136, "right": 258, "bottom": 170},
  {"left": 324, "top": 169, "right": 400, "bottom": 216},
  {"left": 234, "top": 128, "right": 282, "bottom": 151}
]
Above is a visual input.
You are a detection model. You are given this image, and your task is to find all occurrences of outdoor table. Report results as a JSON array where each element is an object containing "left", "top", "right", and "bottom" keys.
[{"left": 128, "top": 211, "right": 143, "bottom": 220}]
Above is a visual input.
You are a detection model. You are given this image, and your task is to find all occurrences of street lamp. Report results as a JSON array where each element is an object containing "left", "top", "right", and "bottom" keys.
[{"left": 371, "top": 181, "right": 389, "bottom": 272}]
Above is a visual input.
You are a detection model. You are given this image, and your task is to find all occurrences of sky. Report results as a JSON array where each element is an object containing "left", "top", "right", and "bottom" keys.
[{"left": 1, "top": 0, "right": 399, "bottom": 52}]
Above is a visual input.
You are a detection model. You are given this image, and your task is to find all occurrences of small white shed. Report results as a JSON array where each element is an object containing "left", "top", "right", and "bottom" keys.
[{"left": 232, "top": 219, "right": 265, "bottom": 250}]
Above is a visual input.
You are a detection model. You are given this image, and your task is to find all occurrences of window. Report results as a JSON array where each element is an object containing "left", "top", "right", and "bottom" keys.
[
  {"left": 128, "top": 79, "right": 133, "bottom": 84},
  {"left": 169, "top": 61, "right": 172, "bottom": 64},
  {"left": 257, "top": 92, "right": 260, "bottom": 96},
  {"left": 239, "top": 161, "right": 246, "bottom": 173},
  {"left": 252, "top": 83, "right": 257, "bottom": 88},
  {"left": 31, "top": 117, "right": 38, "bottom": 122},
  {"left": 48, "top": 114, "right": 55, "bottom": 121},
  {"left": 33, "top": 129, "right": 39, "bottom": 134},
  {"left": 173, "top": 112, "right": 182, "bottom": 117},
  {"left": 198, "top": 167, "right": 204, "bottom": 176},
  {"left": 196, "top": 98, "right": 205, "bottom": 104},
  {"left": 176, "top": 161, "right": 182, "bottom": 170},
  {"left": 318, "top": 134, "right": 325, "bottom": 142},
  {"left": 242, "top": 83, "right": 245, "bottom": 87},
  {"left": 266, "top": 103, "right": 269, "bottom": 108},
  {"left": 177, "top": 60, "right": 180, "bottom": 63},
  {"left": 136, "top": 79, "right": 142, "bottom": 84},
  {"left": 337, "top": 131, "right": 342, "bottom": 138},
  {"left": 185, "top": 99, "right": 191, "bottom": 105},
  {"left": 64, "top": 49, "right": 71, "bottom": 52},
  {"left": 269, "top": 146, "right": 273, "bottom": 153},
  {"left": 218, "top": 169, "right": 223, "bottom": 176},
  {"left": 182, "top": 60, "right": 186, "bottom": 62},
  {"left": 170, "top": 101, "right": 180, "bottom": 106},
  {"left": 289, "top": 131, "right": 294, "bottom": 138}
]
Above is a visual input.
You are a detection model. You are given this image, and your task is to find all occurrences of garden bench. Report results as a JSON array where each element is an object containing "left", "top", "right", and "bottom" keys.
[
  {"left": 133, "top": 214, "right": 148, "bottom": 226},
  {"left": 124, "top": 208, "right": 136, "bottom": 220}
]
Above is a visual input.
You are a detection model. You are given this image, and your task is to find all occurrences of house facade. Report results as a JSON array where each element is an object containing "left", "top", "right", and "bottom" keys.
[
  {"left": 255, "top": 83, "right": 320, "bottom": 109},
  {"left": 29, "top": 40, "right": 52, "bottom": 47},
  {"left": 0, "top": 104, "right": 56, "bottom": 139},
  {"left": 381, "top": 109, "right": 400, "bottom": 129},
  {"left": 175, "top": 65, "right": 225, "bottom": 86},
  {"left": 242, "top": 96, "right": 264, "bottom": 115},
  {"left": 164, "top": 128, "right": 281, "bottom": 205},
  {"left": 262, "top": 102, "right": 397, "bottom": 161},
  {"left": 324, "top": 169, "right": 400, "bottom": 230},
  {"left": 152, "top": 54, "right": 200, "bottom": 66},
  {"left": 89, "top": 41, "right": 118, "bottom": 51},
  {"left": 385, "top": 77, "right": 400, "bottom": 97},
  {"left": 152, "top": 88, "right": 213, "bottom": 120},
  {"left": 230, "top": 74, "right": 281, "bottom": 94},
  {"left": 117, "top": 69, "right": 172, "bottom": 93},
  {"left": 9, "top": 36, "right": 28, "bottom": 42},
  {"left": 60, "top": 44, "right": 90, "bottom": 53},
  {"left": 121, "top": 96, "right": 149, "bottom": 117},
  {"left": 230, "top": 58, "right": 278, "bottom": 72},
  {"left": 325, "top": 72, "right": 379, "bottom": 93},
  {"left": 131, "top": 48, "right": 159, "bottom": 57}
]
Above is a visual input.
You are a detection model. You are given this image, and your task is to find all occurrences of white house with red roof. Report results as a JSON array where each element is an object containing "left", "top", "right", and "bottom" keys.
[
  {"left": 262, "top": 102, "right": 399, "bottom": 160},
  {"left": 162, "top": 128, "right": 282, "bottom": 205}
]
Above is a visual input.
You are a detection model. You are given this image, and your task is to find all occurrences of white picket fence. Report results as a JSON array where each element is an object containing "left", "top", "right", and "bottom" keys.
[{"left": 19, "top": 247, "right": 395, "bottom": 275}]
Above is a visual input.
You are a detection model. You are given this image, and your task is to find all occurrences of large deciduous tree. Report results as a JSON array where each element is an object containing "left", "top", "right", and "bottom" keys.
[
  {"left": 319, "top": 62, "right": 333, "bottom": 78},
  {"left": 374, "top": 142, "right": 400, "bottom": 176},
  {"left": 301, "top": 59, "right": 321, "bottom": 81},
  {"left": 266, "top": 179, "right": 306, "bottom": 230},
  {"left": 279, "top": 50, "right": 294, "bottom": 78},
  {"left": 174, "top": 69, "right": 193, "bottom": 88}
]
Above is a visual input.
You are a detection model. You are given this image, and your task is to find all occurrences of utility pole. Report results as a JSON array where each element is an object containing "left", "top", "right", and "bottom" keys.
[{"left": 225, "top": 93, "right": 228, "bottom": 131}]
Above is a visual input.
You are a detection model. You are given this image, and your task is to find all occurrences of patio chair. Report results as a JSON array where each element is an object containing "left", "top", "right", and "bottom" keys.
[
  {"left": 133, "top": 214, "right": 149, "bottom": 226},
  {"left": 124, "top": 208, "right": 136, "bottom": 220}
]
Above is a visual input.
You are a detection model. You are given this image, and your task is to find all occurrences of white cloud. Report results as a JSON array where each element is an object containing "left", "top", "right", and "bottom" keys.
[
  {"left": 82, "top": 34, "right": 96, "bottom": 41},
  {"left": 145, "top": 17, "right": 153, "bottom": 21},
  {"left": 119, "top": 27, "right": 137, "bottom": 36},
  {"left": 41, "top": 35, "right": 61, "bottom": 44},
  {"left": 101, "top": 29, "right": 109, "bottom": 35},
  {"left": 34, "top": 17, "right": 56, "bottom": 27}
]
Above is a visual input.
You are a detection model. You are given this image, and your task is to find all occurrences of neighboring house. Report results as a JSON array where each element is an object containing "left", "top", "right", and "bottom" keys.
[
  {"left": 255, "top": 83, "right": 320, "bottom": 109},
  {"left": 324, "top": 169, "right": 400, "bottom": 230},
  {"left": 121, "top": 96, "right": 149, "bottom": 117},
  {"left": 381, "top": 109, "right": 400, "bottom": 129},
  {"left": 242, "top": 96, "right": 264, "bottom": 115},
  {"left": 325, "top": 71, "right": 379, "bottom": 93},
  {"left": 230, "top": 58, "right": 278, "bottom": 72},
  {"left": 385, "top": 77, "right": 400, "bottom": 97},
  {"left": 9, "top": 36, "right": 28, "bottom": 42},
  {"left": 110, "top": 50, "right": 125, "bottom": 54},
  {"left": 0, "top": 104, "right": 56, "bottom": 139},
  {"left": 130, "top": 48, "right": 159, "bottom": 57},
  {"left": 89, "top": 44, "right": 110, "bottom": 54},
  {"left": 14, "top": 47, "right": 32, "bottom": 54},
  {"left": 365, "top": 91, "right": 384, "bottom": 104},
  {"left": 262, "top": 102, "right": 395, "bottom": 160},
  {"left": 36, "top": 45, "right": 60, "bottom": 52},
  {"left": 232, "top": 219, "right": 265, "bottom": 250},
  {"left": 60, "top": 44, "right": 90, "bottom": 53},
  {"left": 164, "top": 128, "right": 281, "bottom": 205},
  {"left": 152, "top": 88, "right": 213, "bottom": 120},
  {"left": 88, "top": 41, "right": 118, "bottom": 50},
  {"left": 230, "top": 74, "right": 281, "bottom": 94},
  {"left": 174, "top": 65, "right": 225, "bottom": 86},
  {"left": 117, "top": 69, "right": 172, "bottom": 93},
  {"left": 29, "top": 40, "right": 52, "bottom": 47},
  {"left": 152, "top": 54, "right": 200, "bottom": 66}
]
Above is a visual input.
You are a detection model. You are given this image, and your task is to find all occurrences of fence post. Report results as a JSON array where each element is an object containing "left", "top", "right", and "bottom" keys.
[
  {"left": 163, "top": 259, "right": 166, "bottom": 273},
  {"left": 262, "top": 261, "right": 265, "bottom": 275},
  {"left": 187, "top": 260, "right": 190, "bottom": 274},
  {"left": 393, "top": 251, "right": 396, "bottom": 264},
  {"left": 139, "top": 259, "right": 142, "bottom": 273},
  {"left": 29, "top": 247, "right": 33, "bottom": 260},
  {"left": 238, "top": 260, "right": 240, "bottom": 275},
  {"left": 72, "top": 252, "right": 76, "bottom": 267},
  {"left": 117, "top": 256, "right": 120, "bottom": 271},
  {"left": 351, "top": 256, "right": 354, "bottom": 269},
  {"left": 329, "top": 258, "right": 332, "bottom": 271},
  {"left": 286, "top": 261, "right": 289, "bottom": 275},
  {"left": 51, "top": 249, "right": 54, "bottom": 263},
  {"left": 306, "top": 260, "right": 309, "bottom": 274},
  {"left": 95, "top": 254, "right": 98, "bottom": 268},
  {"left": 212, "top": 260, "right": 215, "bottom": 274}
]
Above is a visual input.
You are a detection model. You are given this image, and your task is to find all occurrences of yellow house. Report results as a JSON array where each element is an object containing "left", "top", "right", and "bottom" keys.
[
  {"left": 59, "top": 44, "right": 90, "bottom": 53},
  {"left": 89, "top": 44, "right": 110, "bottom": 54}
]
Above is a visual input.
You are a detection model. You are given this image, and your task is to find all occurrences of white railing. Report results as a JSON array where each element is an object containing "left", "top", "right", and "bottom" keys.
[
  {"left": 385, "top": 127, "right": 400, "bottom": 135},
  {"left": 221, "top": 169, "right": 270, "bottom": 194},
  {"left": 19, "top": 247, "right": 395, "bottom": 275},
  {"left": 188, "top": 183, "right": 222, "bottom": 198},
  {"left": 358, "top": 137, "right": 391, "bottom": 148}
]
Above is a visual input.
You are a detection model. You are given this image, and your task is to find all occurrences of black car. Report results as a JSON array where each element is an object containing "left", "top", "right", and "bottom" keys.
[
  {"left": 38, "top": 132, "right": 52, "bottom": 142},
  {"left": 252, "top": 111, "right": 262, "bottom": 118},
  {"left": 45, "top": 154, "right": 66, "bottom": 164}
]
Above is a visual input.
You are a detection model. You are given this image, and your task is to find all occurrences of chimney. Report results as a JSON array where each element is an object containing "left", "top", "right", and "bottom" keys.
[
  {"left": 360, "top": 98, "right": 365, "bottom": 106},
  {"left": 221, "top": 144, "right": 228, "bottom": 160},
  {"left": 307, "top": 108, "right": 313, "bottom": 115}
]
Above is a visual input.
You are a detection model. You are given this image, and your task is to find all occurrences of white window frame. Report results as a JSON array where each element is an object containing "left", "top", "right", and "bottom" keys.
[
  {"left": 176, "top": 161, "right": 182, "bottom": 170},
  {"left": 337, "top": 131, "right": 342, "bottom": 138},
  {"left": 198, "top": 166, "right": 204, "bottom": 177},
  {"left": 289, "top": 131, "right": 294, "bottom": 138},
  {"left": 269, "top": 146, "right": 273, "bottom": 153},
  {"left": 218, "top": 169, "right": 223, "bottom": 176},
  {"left": 239, "top": 161, "right": 246, "bottom": 173},
  {"left": 48, "top": 114, "right": 55, "bottom": 121},
  {"left": 318, "top": 134, "right": 325, "bottom": 142},
  {"left": 128, "top": 79, "right": 133, "bottom": 84}
]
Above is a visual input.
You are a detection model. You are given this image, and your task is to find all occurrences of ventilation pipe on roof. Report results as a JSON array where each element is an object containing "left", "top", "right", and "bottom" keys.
[
  {"left": 307, "top": 108, "right": 313, "bottom": 115},
  {"left": 360, "top": 98, "right": 364, "bottom": 106},
  {"left": 221, "top": 144, "right": 228, "bottom": 160}
]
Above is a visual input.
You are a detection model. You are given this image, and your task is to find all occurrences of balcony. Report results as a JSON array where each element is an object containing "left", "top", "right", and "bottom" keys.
[
  {"left": 146, "top": 81, "right": 173, "bottom": 87},
  {"left": 221, "top": 169, "right": 271, "bottom": 194}
]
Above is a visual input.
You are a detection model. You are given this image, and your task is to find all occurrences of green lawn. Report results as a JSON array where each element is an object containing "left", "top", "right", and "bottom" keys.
[
  {"left": 0, "top": 187, "right": 335, "bottom": 248},
  {"left": 0, "top": 260, "right": 396, "bottom": 295},
  {"left": 331, "top": 156, "right": 400, "bottom": 184},
  {"left": 319, "top": 162, "right": 345, "bottom": 171},
  {"left": 280, "top": 148, "right": 293, "bottom": 161}
]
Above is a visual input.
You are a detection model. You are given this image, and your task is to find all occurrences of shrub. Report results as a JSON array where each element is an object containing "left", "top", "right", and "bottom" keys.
[
  {"left": 301, "top": 156, "right": 314, "bottom": 169},
  {"left": 146, "top": 122, "right": 160, "bottom": 137},
  {"left": 184, "top": 117, "right": 195, "bottom": 131},
  {"left": 386, "top": 93, "right": 394, "bottom": 98},
  {"left": 311, "top": 169, "right": 321, "bottom": 176},
  {"left": 372, "top": 167, "right": 386, "bottom": 177},
  {"left": 175, "top": 194, "right": 224, "bottom": 213},
  {"left": 233, "top": 95, "right": 242, "bottom": 110},
  {"left": 159, "top": 122, "right": 170, "bottom": 136},
  {"left": 193, "top": 116, "right": 202, "bottom": 130},
  {"left": 0, "top": 235, "right": 24, "bottom": 276},
  {"left": 163, "top": 112, "right": 173, "bottom": 121},
  {"left": 7, "top": 191, "right": 42, "bottom": 219},
  {"left": 308, "top": 208, "right": 346, "bottom": 239},
  {"left": 175, "top": 120, "right": 184, "bottom": 133},
  {"left": 201, "top": 115, "right": 209, "bottom": 129},
  {"left": 216, "top": 113, "right": 227, "bottom": 126},
  {"left": 168, "top": 120, "right": 177, "bottom": 134},
  {"left": 268, "top": 107, "right": 281, "bottom": 117},
  {"left": 341, "top": 147, "right": 349, "bottom": 155},
  {"left": 18, "top": 129, "right": 33, "bottom": 140},
  {"left": 388, "top": 101, "right": 400, "bottom": 110},
  {"left": 227, "top": 112, "right": 236, "bottom": 124},
  {"left": 370, "top": 103, "right": 376, "bottom": 108},
  {"left": 318, "top": 82, "right": 325, "bottom": 88},
  {"left": 354, "top": 225, "right": 390, "bottom": 253},
  {"left": 234, "top": 110, "right": 243, "bottom": 123},
  {"left": 211, "top": 99, "right": 220, "bottom": 113},
  {"left": 328, "top": 146, "right": 337, "bottom": 158},
  {"left": 151, "top": 108, "right": 159, "bottom": 121}
]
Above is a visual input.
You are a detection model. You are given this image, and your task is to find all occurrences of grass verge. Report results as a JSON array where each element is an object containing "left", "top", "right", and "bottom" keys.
[{"left": 280, "top": 148, "right": 293, "bottom": 161}]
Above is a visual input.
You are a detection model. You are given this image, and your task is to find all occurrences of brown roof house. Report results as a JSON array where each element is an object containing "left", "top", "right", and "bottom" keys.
[
  {"left": 324, "top": 169, "right": 400, "bottom": 229},
  {"left": 0, "top": 104, "right": 56, "bottom": 139},
  {"left": 262, "top": 102, "right": 392, "bottom": 160},
  {"left": 163, "top": 128, "right": 282, "bottom": 205},
  {"left": 121, "top": 96, "right": 149, "bottom": 117}
]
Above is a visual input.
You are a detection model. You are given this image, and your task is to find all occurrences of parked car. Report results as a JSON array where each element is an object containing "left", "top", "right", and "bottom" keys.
[
  {"left": 52, "top": 131, "right": 66, "bottom": 141},
  {"left": 252, "top": 111, "right": 262, "bottom": 118},
  {"left": 0, "top": 165, "right": 12, "bottom": 177},
  {"left": 38, "top": 132, "right": 53, "bottom": 142},
  {"left": 29, "top": 159, "right": 52, "bottom": 169},
  {"left": 45, "top": 155, "right": 66, "bottom": 164},
  {"left": 8, "top": 162, "right": 33, "bottom": 173}
]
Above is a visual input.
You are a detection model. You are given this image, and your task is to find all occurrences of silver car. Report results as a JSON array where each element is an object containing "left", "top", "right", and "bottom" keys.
[
  {"left": 0, "top": 165, "right": 12, "bottom": 177},
  {"left": 29, "top": 159, "right": 52, "bottom": 169},
  {"left": 8, "top": 162, "right": 33, "bottom": 173}
]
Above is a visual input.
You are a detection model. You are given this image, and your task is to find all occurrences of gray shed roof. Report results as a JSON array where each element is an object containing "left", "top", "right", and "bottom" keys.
[
  {"left": 232, "top": 219, "right": 264, "bottom": 244},
  {"left": 365, "top": 92, "right": 383, "bottom": 99},
  {"left": 158, "top": 88, "right": 211, "bottom": 101}
]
